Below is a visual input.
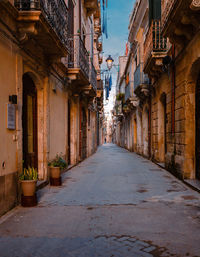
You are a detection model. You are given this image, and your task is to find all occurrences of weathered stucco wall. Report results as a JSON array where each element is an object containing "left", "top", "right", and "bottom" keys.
[
  {"left": 0, "top": 32, "right": 18, "bottom": 216},
  {"left": 49, "top": 83, "right": 68, "bottom": 161}
]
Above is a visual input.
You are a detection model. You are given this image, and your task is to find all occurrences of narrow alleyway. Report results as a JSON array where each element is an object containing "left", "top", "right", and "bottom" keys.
[{"left": 0, "top": 144, "right": 200, "bottom": 257}]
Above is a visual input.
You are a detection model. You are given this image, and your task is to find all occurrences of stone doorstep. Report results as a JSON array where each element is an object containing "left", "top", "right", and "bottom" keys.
[{"left": 36, "top": 163, "right": 78, "bottom": 191}]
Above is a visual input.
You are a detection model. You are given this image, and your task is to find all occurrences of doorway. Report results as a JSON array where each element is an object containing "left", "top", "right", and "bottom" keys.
[
  {"left": 22, "top": 74, "right": 38, "bottom": 169},
  {"left": 159, "top": 92, "right": 167, "bottom": 162},
  {"left": 196, "top": 74, "right": 200, "bottom": 179},
  {"left": 134, "top": 118, "right": 137, "bottom": 152},
  {"left": 81, "top": 108, "right": 87, "bottom": 160},
  {"left": 68, "top": 100, "right": 71, "bottom": 165}
]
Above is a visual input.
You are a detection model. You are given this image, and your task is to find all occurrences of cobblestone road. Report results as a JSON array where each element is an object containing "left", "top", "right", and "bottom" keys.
[{"left": 0, "top": 144, "right": 200, "bottom": 257}]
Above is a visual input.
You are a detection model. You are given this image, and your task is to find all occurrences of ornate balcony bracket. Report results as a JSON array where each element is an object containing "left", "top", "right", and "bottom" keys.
[
  {"left": 84, "top": 0, "right": 98, "bottom": 15},
  {"left": 134, "top": 84, "right": 150, "bottom": 101},
  {"left": 144, "top": 55, "right": 165, "bottom": 80},
  {"left": 16, "top": 11, "right": 40, "bottom": 42},
  {"left": 129, "top": 96, "right": 140, "bottom": 108},
  {"left": 190, "top": 0, "right": 200, "bottom": 10}
]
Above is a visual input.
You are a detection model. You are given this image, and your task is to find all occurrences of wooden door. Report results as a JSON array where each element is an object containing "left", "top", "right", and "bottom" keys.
[{"left": 22, "top": 74, "right": 38, "bottom": 169}]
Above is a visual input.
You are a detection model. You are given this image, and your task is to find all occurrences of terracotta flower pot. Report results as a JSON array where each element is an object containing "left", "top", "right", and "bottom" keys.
[
  {"left": 21, "top": 180, "right": 37, "bottom": 197},
  {"left": 50, "top": 167, "right": 61, "bottom": 179}
]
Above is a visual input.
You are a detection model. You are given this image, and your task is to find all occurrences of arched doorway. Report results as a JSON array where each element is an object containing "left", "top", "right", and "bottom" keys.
[
  {"left": 22, "top": 74, "right": 38, "bottom": 169},
  {"left": 68, "top": 100, "right": 71, "bottom": 165},
  {"left": 81, "top": 107, "right": 87, "bottom": 160},
  {"left": 196, "top": 74, "right": 200, "bottom": 179},
  {"left": 158, "top": 92, "right": 167, "bottom": 162}
]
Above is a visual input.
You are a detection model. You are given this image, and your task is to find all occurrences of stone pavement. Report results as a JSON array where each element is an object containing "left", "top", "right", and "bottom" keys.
[{"left": 0, "top": 144, "right": 200, "bottom": 257}]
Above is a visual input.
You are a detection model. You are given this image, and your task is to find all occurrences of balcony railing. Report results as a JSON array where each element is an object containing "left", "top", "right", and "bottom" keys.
[
  {"left": 144, "top": 20, "right": 167, "bottom": 67},
  {"left": 134, "top": 63, "right": 149, "bottom": 90},
  {"left": 14, "top": 0, "right": 68, "bottom": 46},
  {"left": 68, "top": 36, "right": 90, "bottom": 80},
  {"left": 90, "top": 61, "right": 97, "bottom": 91}
]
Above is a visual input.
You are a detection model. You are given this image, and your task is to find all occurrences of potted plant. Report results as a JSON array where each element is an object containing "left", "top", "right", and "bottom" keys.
[
  {"left": 19, "top": 167, "right": 38, "bottom": 207},
  {"left": 19, "top": 166, "right": 38, "bottom": 196},
  {"left": 116, "top": 93, "right": 125, "bottom": 102},
  {"left": 48, "top": 154, "right": 67, "bottom": 186}
]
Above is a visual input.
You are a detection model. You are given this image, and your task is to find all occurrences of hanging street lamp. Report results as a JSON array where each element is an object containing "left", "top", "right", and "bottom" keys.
[{"left": 106, "top": 55, "right": 114, "bottom": 70}]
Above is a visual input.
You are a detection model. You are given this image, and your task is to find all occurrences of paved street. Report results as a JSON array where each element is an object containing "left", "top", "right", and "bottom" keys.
[{"left": 0, "top": 144, "right": 200, "bottom": 257}]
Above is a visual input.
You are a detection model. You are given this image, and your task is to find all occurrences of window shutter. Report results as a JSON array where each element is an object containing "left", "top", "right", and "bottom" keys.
[{"left": 149, "top": 0, "right": 161, "bottom": 24}]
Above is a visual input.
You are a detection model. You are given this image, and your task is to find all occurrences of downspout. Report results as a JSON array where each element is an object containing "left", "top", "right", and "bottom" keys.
[
  {"left": 171, "top": 44, "right": 176, "bottom": 165},
  {"left": 171, "top": 44, "right": 175, "bottom": 136}
]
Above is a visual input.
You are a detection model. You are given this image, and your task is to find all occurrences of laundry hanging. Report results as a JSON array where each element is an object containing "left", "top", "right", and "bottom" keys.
[
  {"left": 109, "top": 75, "right": 112, "bottom": 91},
  {"left": 102, "top": 0, "right": 108, "bottom": 38},
  {"left": 105, "top": 75, "right": 109, "bottom": 100}
]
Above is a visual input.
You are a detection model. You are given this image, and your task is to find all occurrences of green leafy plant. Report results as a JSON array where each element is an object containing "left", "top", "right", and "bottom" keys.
[
  {"left": 19, "top": 167, "right": 38, "bottom": 181},
  {"left": 48, "top": 154, "right": 67, "bottom": 169},
  {"left": 116, "top": 93, "right": 125, "bottom": 101}
]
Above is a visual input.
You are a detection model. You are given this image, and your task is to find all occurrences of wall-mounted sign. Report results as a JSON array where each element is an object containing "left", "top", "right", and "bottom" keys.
[{"left": 7, "top": 104, "right": 16, "bottom": 130}]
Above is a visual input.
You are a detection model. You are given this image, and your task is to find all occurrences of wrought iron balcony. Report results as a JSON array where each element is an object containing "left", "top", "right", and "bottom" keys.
[
  {"left": 68, "top": 36, "right": 90, "bottom": 81},
  {"left": 14, "top": 0, "right": 68, "bottom": 47},
  {"left": 144, "top": 20, "right": 167, "bottom": 70},
  {"left": 134, "top": 64, "right": 149, "bottom": 90},
  {"left": 90, "top": 61, "right": 97, "bottom": 91}
]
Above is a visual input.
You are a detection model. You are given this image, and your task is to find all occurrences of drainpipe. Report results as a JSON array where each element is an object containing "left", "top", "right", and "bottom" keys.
[
  {"left": 171, "top": 44, "right": 176, "bottom": 136},
  {"left": 171, "top": 44, "right": 176, "bottom": 165}
]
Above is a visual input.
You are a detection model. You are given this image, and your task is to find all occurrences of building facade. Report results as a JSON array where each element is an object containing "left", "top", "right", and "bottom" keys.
[
  {"left": 113, "top": 0, "right": 200, "bottom": 181},
  {"left": 0, "top": 0, "right": 103, "bottom": 216}
]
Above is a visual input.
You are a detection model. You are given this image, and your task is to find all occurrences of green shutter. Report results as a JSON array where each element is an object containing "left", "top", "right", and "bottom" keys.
[{"left": 149, "top": 0, "right": 161, "bottom": 23}]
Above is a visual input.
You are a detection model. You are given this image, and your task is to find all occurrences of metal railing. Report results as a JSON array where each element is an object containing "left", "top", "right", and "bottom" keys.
[
  {"left": 68, "top": 36, "right": 90, "bottom": 80},
  {"left": 90, "top": 61, "right": 97, "bottom": 91},
  {"left": 134, "top": 63, "right": 149, "bottom": 90},
  {"left": 144, "top": 20, "right": 167, "bottom": 67},
  {"left": 14, "top": 0, "right": 68, "bottom": 46}
]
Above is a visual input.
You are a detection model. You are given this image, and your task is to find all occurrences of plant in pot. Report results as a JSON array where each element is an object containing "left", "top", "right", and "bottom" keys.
[
  {"left": 19, "top": 166, "right": 38, "bottom": 207},
  {"left": 48, "top": 154, "right": 67, "bottom": 186}
]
